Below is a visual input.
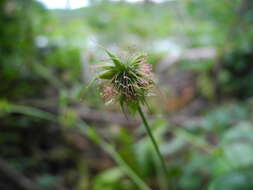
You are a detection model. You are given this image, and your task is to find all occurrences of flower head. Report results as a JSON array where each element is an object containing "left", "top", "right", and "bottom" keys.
[{"left": 94, "top": 50, "right": 155, "bottom": 111}]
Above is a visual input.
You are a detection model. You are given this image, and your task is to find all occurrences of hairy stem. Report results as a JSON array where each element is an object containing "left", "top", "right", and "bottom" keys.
[{"left": 138, "top": 105, "right": 169, "bottom": 187}]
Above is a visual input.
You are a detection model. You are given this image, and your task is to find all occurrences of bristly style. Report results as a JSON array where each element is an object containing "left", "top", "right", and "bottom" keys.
[{"left": 93, "top": 50, "right": 155, "bottom": 112}]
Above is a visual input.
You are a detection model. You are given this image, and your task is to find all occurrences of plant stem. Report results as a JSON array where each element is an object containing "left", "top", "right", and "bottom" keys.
[{"left": 137, "top": 105, "right": 169, "bottom": 178}]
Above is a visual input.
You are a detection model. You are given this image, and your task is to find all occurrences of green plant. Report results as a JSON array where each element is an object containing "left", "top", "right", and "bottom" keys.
[{"left": 93, "top": 49, "right": 169, "bottom": 188}]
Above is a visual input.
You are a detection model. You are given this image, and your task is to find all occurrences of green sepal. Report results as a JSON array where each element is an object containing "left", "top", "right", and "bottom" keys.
[
  {"left": 105, "top": 50, "right": 123, "bottom": 69},
  {"left": 98, "top": 70, "right": 116, "bottom": 80},
  {"left": 99, "top": 62, "right": 115, "bottom": 69},
  {"left": 131, "top": 54, "right": 145, "bottom": 66}
]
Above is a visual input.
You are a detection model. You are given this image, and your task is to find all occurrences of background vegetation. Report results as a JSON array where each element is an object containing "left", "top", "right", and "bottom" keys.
[{"left": 1, "top": 0, "right": 253, "bottom": 189}]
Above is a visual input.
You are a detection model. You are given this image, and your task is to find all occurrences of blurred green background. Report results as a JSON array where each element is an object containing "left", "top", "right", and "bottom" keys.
[{"left": 1, "top": 0, "right": 253, "bottom": 189}]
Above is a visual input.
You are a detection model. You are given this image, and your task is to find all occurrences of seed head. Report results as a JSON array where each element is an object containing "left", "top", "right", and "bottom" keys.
[{"left": 94, "top": 50, "right": 155, "bottom": 111}]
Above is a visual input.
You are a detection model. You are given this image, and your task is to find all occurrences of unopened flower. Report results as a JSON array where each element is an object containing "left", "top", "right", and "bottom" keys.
[{"left": 93, "top": 50, "right": 155, "bottom": 110}]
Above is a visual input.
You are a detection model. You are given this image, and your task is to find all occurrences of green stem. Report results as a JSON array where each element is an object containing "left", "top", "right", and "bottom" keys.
[{"left": 137, "top": 105, "right": 169, "bottom": 177}]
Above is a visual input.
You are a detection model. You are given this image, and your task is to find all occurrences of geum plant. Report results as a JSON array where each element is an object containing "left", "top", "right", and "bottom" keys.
[{"left": 92, "top": 49, "right": 169, "bottom": 183}]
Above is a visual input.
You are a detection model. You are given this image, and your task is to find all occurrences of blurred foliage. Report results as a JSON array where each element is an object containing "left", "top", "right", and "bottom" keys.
[{"left": 1, "top": 0, "right": 253, "bottom": 189}]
